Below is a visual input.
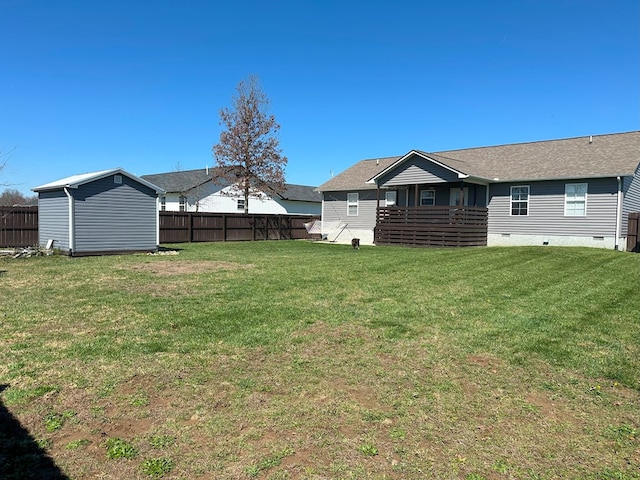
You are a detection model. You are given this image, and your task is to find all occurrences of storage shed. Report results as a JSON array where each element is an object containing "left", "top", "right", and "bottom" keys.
[{"left": 32, "top": 168, "right": 164, "bottom": 256}]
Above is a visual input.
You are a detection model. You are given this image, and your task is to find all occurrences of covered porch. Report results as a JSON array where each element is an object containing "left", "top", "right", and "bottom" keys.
[{"left": 373, "top": 182, "right": 488, "bottom": 247}]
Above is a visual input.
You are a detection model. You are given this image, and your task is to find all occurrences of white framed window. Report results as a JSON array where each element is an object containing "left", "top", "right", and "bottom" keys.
[
  {"left": 510, "top": 186, "right": 529, "bottom": 216},
  {"left": 420, "top": 189, "right": 435, "bottom": 206},
  {"left": 347, "top": 193, "right": 358, "bottom": 216},
  {"left": 160, "top": 196, "right": 166, "bottom": 211},
  {"left": 179, "top": 195, "right": 187, "bottom": 212},
  {"left": 237, "top": 198, "right": 245, "bottom": 211},
  {"left": 565, "top": 183, "right": 587, "bottom": 216},
  {"left": 385, "top": 190, "right": 397, "bottom": 206},
  {"left": 449, "top": 187, "right": 469, "bottom": 207}
]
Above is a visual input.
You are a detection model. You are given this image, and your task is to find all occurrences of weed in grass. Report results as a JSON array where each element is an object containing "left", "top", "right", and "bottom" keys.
[
  {"left": 66, "top": 438, "right": 91, "bottom": 450},
  {"left": 105, "top": 437, "right": 138, "bottom": 459},
  {"left": 493, "top": 459, "right": 510, "bottom": 474},
  {"left": 140, "top": 457, "right": 174, "bottom": 478},
  {"left": 358, "top": 443, "right": 378, "bottom": 456},
  {"left": 36, "top": 437, "right": 52, "bottom": 450},
  {"left": 149, "top": 435, "right": 176, "bottom": 449},
  {"left": 389, "top": 428, "right": 406, "bottom": 440},
  {"left": 43, "top": 410, "right": 75, "bottom": 432},
  {"left": 2, "top": 385, "right": 59, "bottom": 405},
  {"left": 466, "top": 474, "right": 488, "bottom": 480},
  {"left": 130, "top": 392, "right": 150, "bottom": 407},
  {"left": 605, "top": 424, "right": 638, "bottom": 445},
  {"left": 245, "top": 447, "right": 295, "bottom": 477}
]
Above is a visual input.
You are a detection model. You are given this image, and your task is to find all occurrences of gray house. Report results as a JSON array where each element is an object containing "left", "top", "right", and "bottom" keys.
[
  {"left": 318, "top": 132, "right": 640, "bottom": 250},
  {"left": 141, "top": 168, "right": 321, "bottom": 215},
  {"left": 32, "top": 168, "right": 163, "bottom": 256}
]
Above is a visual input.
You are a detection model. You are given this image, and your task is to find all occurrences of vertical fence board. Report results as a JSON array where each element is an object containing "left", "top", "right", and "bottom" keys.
[{"left": 0, "top": 207, "right": 39, "bottom": 247}]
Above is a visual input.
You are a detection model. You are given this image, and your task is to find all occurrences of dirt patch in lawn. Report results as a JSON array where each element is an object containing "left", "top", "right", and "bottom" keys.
[{"left": 123, "top": 260, "right": 254, "bottom": 276}]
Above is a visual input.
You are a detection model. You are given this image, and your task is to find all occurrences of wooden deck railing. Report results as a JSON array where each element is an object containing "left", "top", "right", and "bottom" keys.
[{"left": 375, "top": 206, "right": 488, "bottom": 247}]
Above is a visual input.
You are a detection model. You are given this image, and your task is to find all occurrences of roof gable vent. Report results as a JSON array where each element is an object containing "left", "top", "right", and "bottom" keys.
[{"left": 114, "top": 175, "right": 122, "bottom": 184}]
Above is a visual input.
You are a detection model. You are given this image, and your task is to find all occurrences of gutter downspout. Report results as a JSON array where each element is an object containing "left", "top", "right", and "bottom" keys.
[
  {"left": 64, "top": 187, "right": 75, "bottom": 255},
  {"left": 156, "top": 195, "right": 161, "bottom": 249},
  {"left": 615, "top": 176, "right": 622, "bottom": 251}
]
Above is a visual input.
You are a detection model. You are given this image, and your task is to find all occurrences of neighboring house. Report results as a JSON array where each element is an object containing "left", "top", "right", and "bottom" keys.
[
  {"left": 318, "top": 132, "right": 640, "bottom": 250},
  {"left": 32, "top": 168, "right": 163, "bottom": 256},
  {"left": 141, "top": 168, "right": 322, "bottom": 215}
]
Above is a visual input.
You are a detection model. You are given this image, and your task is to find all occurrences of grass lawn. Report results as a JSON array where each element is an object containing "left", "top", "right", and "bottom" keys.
[{"left": 1, "top": 241, "right": 639, "bottom": 479}]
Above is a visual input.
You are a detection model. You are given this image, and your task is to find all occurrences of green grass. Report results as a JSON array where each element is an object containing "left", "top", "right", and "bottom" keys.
[{"left": 1, "top": 241, "right": 639, "bottom": 479}]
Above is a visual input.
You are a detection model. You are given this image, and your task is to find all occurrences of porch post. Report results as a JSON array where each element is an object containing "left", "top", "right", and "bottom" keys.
[
  {"left": 414, "top": 184, "right": 419, "bottom": 206},
  {"left": 376, "top": 186, "right": 380, "bottom": 209}
]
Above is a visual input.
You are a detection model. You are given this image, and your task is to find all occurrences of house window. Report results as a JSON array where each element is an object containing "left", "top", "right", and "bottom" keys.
[
  {"left": 420, "top": 189, "right": 435, "bottom": 206},
  {"left": 160, "top": 196, "right": 166, "bottom": 211},
  {"left": 565, "top": 183, "right": 587, "bottom": 216},
  {"left": 385, "top": 190, "right": 396, "bottom": 206},
  {"left": 179, "top": 195, "right": 187, "bottom": 212},
  {"left": 347, "top": 193, "right": 358, "bottom": 216},
  {"left": 510, "top": 186, "right": 529, "bottom": 216},
  {"left": 237, "top": 198, "right": 245, "bottom": 211}
]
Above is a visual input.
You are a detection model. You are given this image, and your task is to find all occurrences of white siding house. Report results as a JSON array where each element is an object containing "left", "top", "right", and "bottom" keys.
[{"left": 141, "top": 169, "right": 321, "bottom": 215}]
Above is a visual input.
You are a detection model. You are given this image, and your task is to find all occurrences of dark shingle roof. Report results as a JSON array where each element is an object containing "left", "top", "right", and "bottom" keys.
[
  {"left": 141, "top": 169, "right": 224, "bottom": 193},
  {"left": 277, "top": 184, "right": 322, "bottom": 202},
  {"left": 318, "top": 132, "right": 640, "bottom": 191},
  {"left": 142, "top": 168, "right": 321, "bottom": 203}
]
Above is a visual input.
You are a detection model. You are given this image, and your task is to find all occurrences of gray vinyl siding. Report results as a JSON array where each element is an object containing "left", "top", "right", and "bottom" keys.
[
  {"left": 38, "top": 190, "right": 70, "bottom": 251},
  {"left": 622, "top": 166, "right": 640, "bottom": 235},
  {"left": 488, "top": 178, "right": 618, "bottom": 237},
  {"left": 322, "top": 190, "right": 379, "bottom": 229},
  {"left": 73, "top": 175, "right": 157, "bottom": 253},
  {"left": 378, "top": 157, "right": 459, "bottom": 187}
]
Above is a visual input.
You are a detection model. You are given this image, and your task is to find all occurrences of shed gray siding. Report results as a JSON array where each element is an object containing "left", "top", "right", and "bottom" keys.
[
  {"left": 622, "top": 166, "right": 640, "bottom": 235},
  {"left": 38, "top": 190, "right": 70, "bottom": 252},
  {"left": 378, "top": 156, "right": 459, "bottom": 187},
  {"left": 322, "top": 190, "right": 379, "bottom": 229},
  {"left": 488, "top": 178, "right": 619, "bottom": 237},
  {"left": 73, "top": 175, "right": 158, "bottom": 253}
]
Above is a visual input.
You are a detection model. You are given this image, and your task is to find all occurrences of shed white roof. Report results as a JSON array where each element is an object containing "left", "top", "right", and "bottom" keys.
[{"left": 33, "top": 168, "right": 164, "bottom": 194}]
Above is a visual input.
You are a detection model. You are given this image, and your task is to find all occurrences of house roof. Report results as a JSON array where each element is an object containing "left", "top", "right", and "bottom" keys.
[
  {"left": 276, "top": 183, "right": 322, "bottom": 202},
  {"left": 142, "top": 168, "right": 321, "bottom": 203},
  {"left": 318, "top": 132, "right": 640, "bottom": 191},
  {"left": 33, "top": 168, "right": 164, "bottom": 194},
  {"left": 141, "top": 169, "right": 226, "bottom": 194}
]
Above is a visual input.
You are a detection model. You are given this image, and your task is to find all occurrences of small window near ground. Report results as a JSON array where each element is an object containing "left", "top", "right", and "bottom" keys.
[
  {"left": 510, "top": 186, "right": 529, "bottom": 215},
  {"left": 179, "top": 195, "right": 187, "bottom": 212},
  {"left": 347, "top": 193, "right": 358, "bottom": 216},
  {"left": 420, "top": 189, "right": 435, "bottom": 206},
  {"left": 160, "top": 196, "right": 166, "bottom": 211},
  {"left": 385, "top": 190, "right": 396, "bottom": 206},
  {"left": 237, "top": 198, "right": 245, "bottom": 211},
  {"left": 565, "top": 183, "right": 587, "bottom": 216}
]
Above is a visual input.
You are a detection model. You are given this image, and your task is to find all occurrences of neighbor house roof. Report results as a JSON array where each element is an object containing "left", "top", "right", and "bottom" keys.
[
  {"left": 318, "top": 132, "right": 640, "bottom": 191},
  {"left": 141, "top": 169, "right": 226, "bottom": 194},
  {"left": 142, "top": 168, "right": 321, "bottom": 203},
  {"left": 33, "top": 168, "right": 164, "bottom": 194}
]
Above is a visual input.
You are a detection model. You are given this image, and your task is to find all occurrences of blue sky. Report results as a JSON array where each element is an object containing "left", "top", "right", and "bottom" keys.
[{"left": 1, "top": 0, "right": 638, "bottom": 196}]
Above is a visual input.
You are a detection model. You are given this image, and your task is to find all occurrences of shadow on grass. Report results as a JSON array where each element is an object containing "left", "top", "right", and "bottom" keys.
[{"left": 0, "top": 384, "right": 69, "bottom": 480}]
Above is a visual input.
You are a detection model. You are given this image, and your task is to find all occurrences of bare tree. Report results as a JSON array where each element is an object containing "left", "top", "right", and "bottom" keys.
[
  {"left": 212, "top": 75, "right": 287, "bottom": 214},
  {"left": 0, "top": 188, "right": 36, "bottom": 206}
]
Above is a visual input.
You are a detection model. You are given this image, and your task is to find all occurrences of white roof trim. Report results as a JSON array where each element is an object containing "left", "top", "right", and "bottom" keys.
[
  {"left": 33, "top": 168, "right": 164, "bottom": 194},
  {"left": 366, "top": 150, "right": 469, "bottom": 185}
]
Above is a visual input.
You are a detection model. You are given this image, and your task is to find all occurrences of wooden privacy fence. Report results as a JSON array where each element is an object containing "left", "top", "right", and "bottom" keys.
[
  {"left": 0, "top": 207, "right": 38, "bottom": 247},
  {"left": 375, "top": 206, "right": 488, "bottom": 247},
  {"left": 627, "top": 212, "right": 640, "bottom": 253},
  {"left": 159, "top": 212, "right": 319, "bottom": 243}
]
